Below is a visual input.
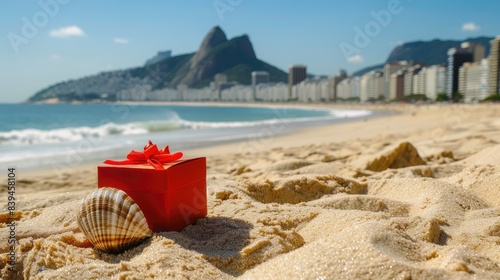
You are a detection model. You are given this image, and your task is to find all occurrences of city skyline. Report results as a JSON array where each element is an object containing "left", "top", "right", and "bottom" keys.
[{"left": 2, "top": 0, "right": 500, "bottom": 102}]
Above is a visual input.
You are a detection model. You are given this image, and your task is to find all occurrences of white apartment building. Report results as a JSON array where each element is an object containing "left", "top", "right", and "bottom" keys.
[
  {"left": 336, "top": 76, "right": 360, "bottom": 101},
  {"left": 460, "top": 58, "right": 489, "bottom": 102},
  {"left": 360, "top": 70, "right": 384, "bottom": 102},
  {"left": 424, "top": 65, "right": 446, "bottom": 100}
]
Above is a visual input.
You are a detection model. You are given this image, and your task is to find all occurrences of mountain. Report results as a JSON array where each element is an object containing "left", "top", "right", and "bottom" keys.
[
  {"left": 386, "top": 37, "right": 493, "bottom": 65},
  {"left": 353, "top": 36, "right": 494, "bottom": 76},
  {"left": 28, "top": 26, "right": 288, "bottom": 102},
  {"left": 169, "top": 26, "right": 275, "bottom": 88}
]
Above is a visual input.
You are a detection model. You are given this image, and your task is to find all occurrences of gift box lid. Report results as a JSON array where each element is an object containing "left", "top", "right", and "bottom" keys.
[{"left": 98, "top": 157, "right": 206, "bottom": 193}]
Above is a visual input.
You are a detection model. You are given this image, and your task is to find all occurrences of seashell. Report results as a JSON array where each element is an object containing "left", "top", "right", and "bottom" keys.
[{"left": 77, "top": 187, "right": 152, "bottom": 254}]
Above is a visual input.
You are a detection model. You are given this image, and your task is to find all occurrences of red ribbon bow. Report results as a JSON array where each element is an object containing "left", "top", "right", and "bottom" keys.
[{"left": 104, "top": 140, "right": 183, "bottom": 170}]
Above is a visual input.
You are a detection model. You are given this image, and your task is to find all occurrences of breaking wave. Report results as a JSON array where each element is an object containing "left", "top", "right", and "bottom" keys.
[{"left": 0, "top": 108, "right": 371, "bottom": 145}]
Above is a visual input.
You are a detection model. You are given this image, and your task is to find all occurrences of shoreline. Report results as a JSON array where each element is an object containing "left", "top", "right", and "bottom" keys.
[
  {"left": 26, "top": 98, "right": 412, "bottom": 113},
  {"left": 8, "top": 102, "right": 394, "bottom": 176}
]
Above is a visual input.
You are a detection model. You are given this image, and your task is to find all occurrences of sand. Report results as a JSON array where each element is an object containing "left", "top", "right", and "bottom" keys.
[{"left": 1, "top": 103, "right": 500, "bottom": 279}]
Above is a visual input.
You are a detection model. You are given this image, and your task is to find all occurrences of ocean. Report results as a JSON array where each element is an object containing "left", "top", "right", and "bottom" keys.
[{"left": 0, "top": 103, "right": 373, "bottom": 171}]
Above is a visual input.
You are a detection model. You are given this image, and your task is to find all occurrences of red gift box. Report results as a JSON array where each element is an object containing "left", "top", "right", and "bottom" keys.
[{"left": 97, "top": 141, "right": 207, "bottom": 232}]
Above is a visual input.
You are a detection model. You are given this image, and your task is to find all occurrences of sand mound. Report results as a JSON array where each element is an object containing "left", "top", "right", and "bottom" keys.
[{"left": 352, "top": 141, "right": 426, "bottom": 172}]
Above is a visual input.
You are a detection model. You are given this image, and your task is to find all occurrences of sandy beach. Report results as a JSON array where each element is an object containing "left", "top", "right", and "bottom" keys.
[{"left": 1, "top": 103, "right": 500, "bottom": 279}]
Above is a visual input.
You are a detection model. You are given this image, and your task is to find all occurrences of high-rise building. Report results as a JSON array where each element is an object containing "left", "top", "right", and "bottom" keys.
[
  {"left": 488, "top": 36, "right": 500, "bottom": 95},
  {"left": 336, "top": 76, "right": 360, "bottom": 101},
  {"left": 404, "top": 65, "right": 422, "bottom": 96},
  {"left": 288, "top": 65, "right": 307, "bottom": 99},
  {"left": 446, "top": 42, "right": 485, "bottom": 99},
  {"left": 447, "top": 48, "right": 472, "bottom": 98},
  {"left": 214, "top": 73, "right": 228, "bottom": 100},
  {"left": 295, "top": 77, "right": 327, "bottom": 102},
  {"left": 389, "top": 71, "right": 405, "bottom": 100},
  {"left": 251, "top": 71, "right": 270, "bottom": 101},
  {"left": 461, "top": 59, "right": 489, "bottom": 102},
  {"left": 214, "top": 73, "right": 227, "bottom": 89},
  {"left": 352, "top": 76, "right": 361, "bottom": 100},
  {"left": 336, "top": 77, "right": 350, "bottom": 100},
  {"left": 327, "top": 70, "right": 347, "bottom": 102},
  {"left": 413, "top": 70, "right": 425, "bottom": 95},
  {"left": 462, "top": 42, "right": 485, "bottom": 62},
  {"left": 177, "top": 84, "right": 188, "bottom": 101},
  {"left": 458, "top": 64, "right": 468, "bottom": 95},
  {"left": 383, "top": 61, "right": 413, "bottom": 100},
  {"left": 424, "top": 65, "right": 446, "bottom": 100},
  {"left": 360, "top": 70, "right": 384, "bottom": 102},
  {"left": 251, "top": 71, "right": 270, "bottom": 86}
]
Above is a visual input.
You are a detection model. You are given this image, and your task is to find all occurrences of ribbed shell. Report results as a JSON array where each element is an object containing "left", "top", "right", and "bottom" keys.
[{"left": 77, "top": 188, "right": 152, "bottom": 254}]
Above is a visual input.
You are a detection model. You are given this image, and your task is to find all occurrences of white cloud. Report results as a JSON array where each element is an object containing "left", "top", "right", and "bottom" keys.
[
  {"left": 462, "top": 22, "right": 480, "bottom": 32},
  {"left": 347, "top": 54, "right": 364, "bottom": 64},
  {"left": 50, "top": 54, "right": 61, "bottom": 60},
  {"left": 49, "top": 26, "right": 85, "bottom": 38},
  {"left": 113, "top": 37, "right": 129, "bottom": 44}
]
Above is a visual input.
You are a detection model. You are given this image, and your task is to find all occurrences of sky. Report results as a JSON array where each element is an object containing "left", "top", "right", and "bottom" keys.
[{"left": 1, "top": 0, "right": 499, "bottom": 103}]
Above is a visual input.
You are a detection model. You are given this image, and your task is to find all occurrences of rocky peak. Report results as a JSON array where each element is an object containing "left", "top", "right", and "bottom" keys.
[
  {"left": 191, "top": 26, "right": 228, "bottom": 67},
  {"left": 232, "top": 34, "right": 257, "bottom": 61}
]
